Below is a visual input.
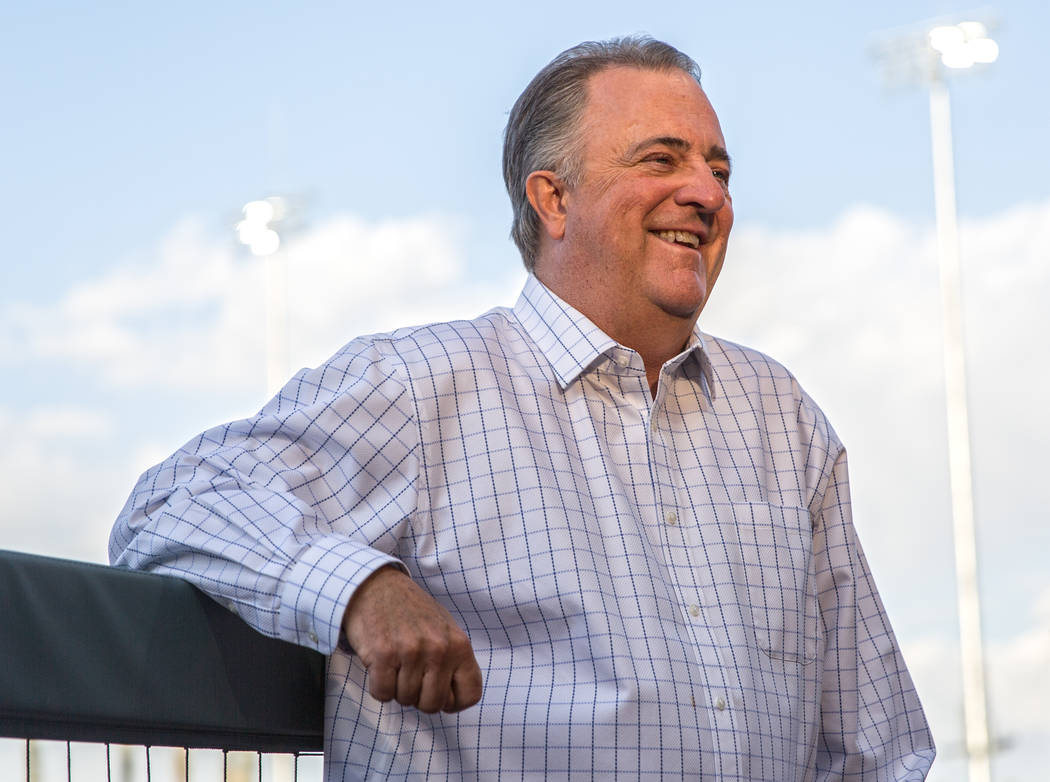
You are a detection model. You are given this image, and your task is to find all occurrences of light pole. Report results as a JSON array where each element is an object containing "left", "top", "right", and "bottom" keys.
[
  {"left": 236, "top": 197, "right": 290, "bottom": 397},
  {"left": 873, "top": 19, "right": 998, "bottom": 782}
]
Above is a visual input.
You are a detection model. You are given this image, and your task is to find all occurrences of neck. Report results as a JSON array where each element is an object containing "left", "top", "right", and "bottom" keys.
[
  {"left": 533, "top": 267, "right": 697, "bottom": 398},
  {"left": 613, "top": 316, "right": 693, "bottom": 398}
]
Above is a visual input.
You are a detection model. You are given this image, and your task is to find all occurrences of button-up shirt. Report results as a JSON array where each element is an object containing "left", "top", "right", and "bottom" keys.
[{"left": 111, "top": 275, "right": 935, "bottom": 780}]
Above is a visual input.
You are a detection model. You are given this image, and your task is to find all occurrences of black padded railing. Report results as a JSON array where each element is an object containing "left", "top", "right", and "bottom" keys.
[{"left": 0, "top": 549, "right": 325, "bottom": 753}]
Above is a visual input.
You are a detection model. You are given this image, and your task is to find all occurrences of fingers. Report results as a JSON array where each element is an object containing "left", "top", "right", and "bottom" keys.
[
  {"left": 445, "top": 656, "right": 484, "bottom": 713},
  {"left": 415, "top": 668, "right": 451, "bottom": 714},
  {"left": 442, "top": 686, "right": 457, "bottom": 713},
  {"left": 367, "top": 662, "right": 398, "bottom": 704},
  {"left": 389, "top": 632, "right": 479, "bottom": 713},
  {"left": 383, "top": 660, "right": 482, "bottom": 715},
  {"left": 372, "top": 662, "right": 454, "bottom": 714}
]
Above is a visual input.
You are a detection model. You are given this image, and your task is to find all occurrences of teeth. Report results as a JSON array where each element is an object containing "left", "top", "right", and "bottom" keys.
[{"left": 655, "top": 230, "right": 700, "bottom": 248}]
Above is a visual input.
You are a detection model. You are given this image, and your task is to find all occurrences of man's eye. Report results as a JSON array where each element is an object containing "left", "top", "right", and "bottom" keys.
[{"left": 645, "top": 154, "right": 674, "bottom": 166}]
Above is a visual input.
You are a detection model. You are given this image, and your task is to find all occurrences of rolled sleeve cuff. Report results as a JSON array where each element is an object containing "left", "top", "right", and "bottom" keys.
[{"left": 277, "top": 536, "right": 405, "bottom": 654}]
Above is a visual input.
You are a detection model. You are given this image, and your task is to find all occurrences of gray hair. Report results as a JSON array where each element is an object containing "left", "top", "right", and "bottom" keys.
[{"left": 502, "top": 36, "right": 702, "bottom": 270}]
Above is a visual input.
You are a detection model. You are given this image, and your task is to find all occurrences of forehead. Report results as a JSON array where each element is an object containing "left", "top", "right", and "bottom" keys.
[{"left": 578, "top": 66, "right": 725, "bottom": 155}]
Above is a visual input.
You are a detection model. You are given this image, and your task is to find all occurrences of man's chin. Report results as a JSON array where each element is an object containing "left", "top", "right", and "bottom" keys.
[
  {"left": 655, "top": 285, "right": 708, "bottom": 321},
  {"left": 664, "top": 302, "right": 705, "bottom": 321}
]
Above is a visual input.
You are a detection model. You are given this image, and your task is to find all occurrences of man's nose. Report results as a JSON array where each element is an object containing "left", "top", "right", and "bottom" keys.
[{"left": 674, "top": 165, "right": 727, "bottom": 213}]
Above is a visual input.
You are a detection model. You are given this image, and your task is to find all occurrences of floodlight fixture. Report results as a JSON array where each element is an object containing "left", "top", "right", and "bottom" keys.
[
  {"left": 236, "top": 199, "right": 283, "bottom": 256},
  {"left": 929, "top": 21, "right": 999, "bottom": 69}
]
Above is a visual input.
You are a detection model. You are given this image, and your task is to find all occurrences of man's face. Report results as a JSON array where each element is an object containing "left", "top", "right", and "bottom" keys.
[{"left": 558, "top": 66, "right": 734, "bottom": 325}]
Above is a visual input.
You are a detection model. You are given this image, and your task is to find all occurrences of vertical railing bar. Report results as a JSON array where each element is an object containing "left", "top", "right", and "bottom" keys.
[
  {"left": 185, "top": 746, "right": 190, "bottom": 782},
  {"left": 293, "top": 752, "right": 298, "bottom": 782},
  {"left": 106, "top": 743, "right": 112, "bottom": 782},
  {"left": 223, "top": 749, "right": 229, "bottom": 782},
  {"left": 145, "top": 745, "right": 152, "bottom": 782},
  {"left": 25, "top": 738, "right": 29, "bottom": 782},
  {"left": 66, "top": 739, "right": 71, "bottom": 782},
  {"left": 258, "top": 751, "right": 263, "bottom": 782}
]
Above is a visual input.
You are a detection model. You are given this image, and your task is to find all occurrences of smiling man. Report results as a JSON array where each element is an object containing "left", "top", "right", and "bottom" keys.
[{"left": 112, "top": 37, "right": 935, "bottom": 780}]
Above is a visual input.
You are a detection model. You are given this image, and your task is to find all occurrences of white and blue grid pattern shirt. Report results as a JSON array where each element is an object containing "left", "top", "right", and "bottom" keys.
[{"left": 111, "top": 275, "right": 934, "bottom": 780}]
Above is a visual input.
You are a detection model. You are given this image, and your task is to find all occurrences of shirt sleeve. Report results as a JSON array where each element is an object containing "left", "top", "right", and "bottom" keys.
[
  {"left": 812, "top": 448, "right": 937, "bottom": 781},
  {"left": 108, "top": 336, "right": 420, "bottom": 655}
]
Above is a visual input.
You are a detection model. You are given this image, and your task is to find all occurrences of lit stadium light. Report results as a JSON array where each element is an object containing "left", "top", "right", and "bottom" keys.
[
  {"left": 236, "top": 198, "right": 286, "bottom": 256},
  {"left": 929, "top": 21, "right": 999, "bottom": 69}
]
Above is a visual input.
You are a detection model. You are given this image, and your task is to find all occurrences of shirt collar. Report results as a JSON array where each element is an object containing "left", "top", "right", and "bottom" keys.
[
  {"left": 514, "top": 274, "right": 716, "bottom": 399},
  {"left": 514, "top": 275, "right": 616, "bottom": 389},
  {"left": 675, "top": 329, "right": 718, "bottom": 402}
]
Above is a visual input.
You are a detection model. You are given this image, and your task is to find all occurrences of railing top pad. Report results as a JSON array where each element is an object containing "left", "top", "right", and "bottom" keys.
[{"left": 0, "top": 549, "right": 324, "bottom": 752}]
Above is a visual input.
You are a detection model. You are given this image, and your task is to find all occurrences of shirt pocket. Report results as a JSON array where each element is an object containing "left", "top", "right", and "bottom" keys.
[{"left": 727, "top": 501, "right": 818, "bottom": 665}]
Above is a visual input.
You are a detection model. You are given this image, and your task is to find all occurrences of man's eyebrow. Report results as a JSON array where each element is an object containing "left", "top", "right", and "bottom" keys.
[
  {"left": 627, "top": 136, "right": 733, "bottom": 171},
  {"left": 708, "top": 145, "right": 733, "bottom": 172},
  {"left": 627, "top": 135, "right": 691, "bottom": 157}
]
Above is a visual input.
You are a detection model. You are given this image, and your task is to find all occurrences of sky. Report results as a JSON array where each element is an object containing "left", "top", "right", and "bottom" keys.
[{"left": 2, "top": 1, "right": 1049, "bottom": 779}]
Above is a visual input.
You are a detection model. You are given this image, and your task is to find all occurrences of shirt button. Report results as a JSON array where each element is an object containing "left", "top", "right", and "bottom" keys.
[
  {"left": 688, "top": 604, "right": 700, "bottom": 617},
  {"left": 665, "top": 510, "right": 677, "bottom": 526},
  {"left": 308, "top": 631, "right": 319, "bottom": 644},
  {"left": 715, "top": 696, "right": 727, "bottom": 711}
]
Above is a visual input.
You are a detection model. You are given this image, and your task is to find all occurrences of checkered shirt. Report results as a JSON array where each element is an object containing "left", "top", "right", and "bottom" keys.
[{"left": 111, "top": 274, "right": 935, "bottom": 780}]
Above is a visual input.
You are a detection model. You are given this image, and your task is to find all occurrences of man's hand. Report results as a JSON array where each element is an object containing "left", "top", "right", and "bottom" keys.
[{"left": 341, "top": 566, "right": 483, "bottom": 714}]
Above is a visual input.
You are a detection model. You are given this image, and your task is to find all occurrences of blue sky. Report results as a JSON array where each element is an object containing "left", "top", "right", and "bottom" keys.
[
  {"left": 3, "top": 1, "right": 1049, "bottom": 779},
  {"left": 5, "top": 0, "right": 1049, "bottom": 298}
]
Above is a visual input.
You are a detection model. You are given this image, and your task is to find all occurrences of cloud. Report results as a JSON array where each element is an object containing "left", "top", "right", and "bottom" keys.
[
  {"left": 281, "top": 214, "right": 525, "bottom": 370},
  {"left": 0, "top": 213, "right": 526, "bottom": 394},
  {"left": 23, "top": 406, "right": 113, "bottom": 439},
  {"left": 901, "top": 587, "right": 1050, "bottom": 780},
  {"left": 0, "top": 405, "right": 125, "bottom": 562},
  {"left": 987, "top": 587, "right": 1050, "bottom": 738}
]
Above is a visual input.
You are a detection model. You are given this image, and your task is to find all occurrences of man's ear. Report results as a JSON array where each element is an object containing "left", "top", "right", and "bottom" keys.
[{"left": 524, "top": 170, "right": 568, "bottom": 241}]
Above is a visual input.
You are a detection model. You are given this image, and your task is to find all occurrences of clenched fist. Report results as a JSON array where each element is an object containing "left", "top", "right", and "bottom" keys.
[{"left": 341, "top": 566, "right": 483, "bottom": 714}]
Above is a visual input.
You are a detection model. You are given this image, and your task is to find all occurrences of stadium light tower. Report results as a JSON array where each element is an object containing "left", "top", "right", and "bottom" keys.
[
  {"left": 236, "top": 196, "right": 290, "bottom": 397},
  {"left": 872, "top": 17, "right": 998, "bottom": 782}
]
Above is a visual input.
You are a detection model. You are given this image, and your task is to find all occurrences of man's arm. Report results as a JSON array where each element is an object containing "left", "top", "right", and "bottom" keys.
[
  {"left": 110, "top": 336, "right": 482, "bottom": 713},
  {"left": 812, "top": 448, "right": 936, "bottom": 780}
]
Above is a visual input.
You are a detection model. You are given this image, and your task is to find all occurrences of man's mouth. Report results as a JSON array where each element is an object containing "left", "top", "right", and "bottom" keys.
[{"left": 652, "top": 229, "right": 701, "bottom": 249}]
